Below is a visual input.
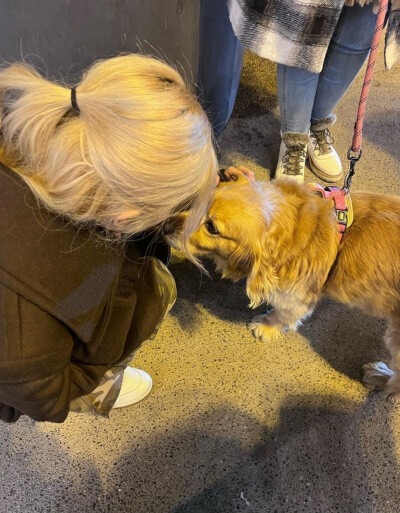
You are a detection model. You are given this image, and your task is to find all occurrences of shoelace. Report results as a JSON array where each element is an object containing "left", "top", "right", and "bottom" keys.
[
  {"left": 282, "top": 145, "right": 307, "bottom": 176},
  {"left": 312, "top": 128, "right": 334, "bottom": 155}
]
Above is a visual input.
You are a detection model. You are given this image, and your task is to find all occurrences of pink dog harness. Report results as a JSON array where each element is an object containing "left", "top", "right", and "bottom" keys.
[{"left": 307, "top": 183, "right": 353, "bottom": 242}]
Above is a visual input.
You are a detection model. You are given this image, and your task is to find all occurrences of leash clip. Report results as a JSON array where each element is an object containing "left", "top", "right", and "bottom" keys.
[{"left": 344, "top": 148, "right": 362, "bottom": 192}]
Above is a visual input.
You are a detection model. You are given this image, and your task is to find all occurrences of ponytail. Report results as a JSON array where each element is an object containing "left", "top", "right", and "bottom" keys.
[{"left": 0, "top": 55, "right": 217, "bottom": 240}]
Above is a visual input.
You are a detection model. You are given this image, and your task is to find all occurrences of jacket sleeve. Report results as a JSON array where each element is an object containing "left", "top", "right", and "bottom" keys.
[{"left": 0, "top": 285, "right": 107, "bottom": 423}]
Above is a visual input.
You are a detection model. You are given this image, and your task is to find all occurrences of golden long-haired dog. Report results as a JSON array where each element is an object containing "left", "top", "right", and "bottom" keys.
[{"left": 166, "top": 174, "right": 400, "bottom": 401}]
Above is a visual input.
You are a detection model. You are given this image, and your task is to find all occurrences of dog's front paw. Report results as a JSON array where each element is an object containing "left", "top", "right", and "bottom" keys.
[
  {"left": 248, "top": 314, "right": 283, "bottom": 342},
  {"left": 363, "top": 361, "right": 394, "bottom": 391}
]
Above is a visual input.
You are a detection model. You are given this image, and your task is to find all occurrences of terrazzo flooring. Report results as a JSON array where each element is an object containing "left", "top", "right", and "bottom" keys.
[{"left": 1, "top": 50, "right": 400, "bottom": 512}]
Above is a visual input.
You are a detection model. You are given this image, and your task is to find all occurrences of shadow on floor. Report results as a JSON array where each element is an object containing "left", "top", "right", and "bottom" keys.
[
  {"left": 361, "top": 112, "right": 400, "bottom": 162},
  {"left": 0, "top": 418, "right": 105, "bottom": 511},
  {"left": 109, "top": 397, "right": 397, "bottom": 513},
  {"left": 2, "top": 391, "right": 398, "bottom": 513},
  {"left": 299, "top": 298, "right": 387, "bottom": 381},
  {"left": 168, "top": 258, "right": 386, "bottom": 383},
  {"left": 168, "top": 258, "right": 253, "bottom": 331}
]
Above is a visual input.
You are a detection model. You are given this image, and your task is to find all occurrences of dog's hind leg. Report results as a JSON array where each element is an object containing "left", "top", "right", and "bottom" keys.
[
  {"left": 363, "top": 317, "right": 400, "bottom": 402},
  {"left": 362, "top": 361, "right": 394, "bottom": 391}
]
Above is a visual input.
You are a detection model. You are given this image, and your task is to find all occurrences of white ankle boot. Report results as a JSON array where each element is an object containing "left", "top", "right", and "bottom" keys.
[
  {"left": 112, "top": 367, "right": 153, "bottom": 408},
  {"left": 275, "top": 132, "right": 309, "bottom": 183},
  {"left": 308, "top": 114, "right": 343, "bottom": 183}
]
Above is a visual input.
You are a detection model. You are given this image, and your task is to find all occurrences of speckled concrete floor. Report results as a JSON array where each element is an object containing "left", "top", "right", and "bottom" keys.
[{"left": 1, "top": 51, "right": 400, "bottom": 513}]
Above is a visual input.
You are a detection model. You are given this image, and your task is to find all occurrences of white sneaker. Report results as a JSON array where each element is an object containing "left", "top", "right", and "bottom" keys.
[
  {"left": 308, "top": 127, "right": 343, "bottom": 183},
  {"left": 112, "top": 367, "right": 153, "bottom": 408},
  {"left": 275, "top": 134, "right": 308, "bottom": 183}
]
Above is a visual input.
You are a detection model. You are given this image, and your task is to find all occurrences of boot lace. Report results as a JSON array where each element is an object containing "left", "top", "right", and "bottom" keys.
[
  {"left": 282, "top": 145, "right": 307, "bottom": 176},
  {"left": 312, "top": 128, "right": 334, "bottom": 155}
]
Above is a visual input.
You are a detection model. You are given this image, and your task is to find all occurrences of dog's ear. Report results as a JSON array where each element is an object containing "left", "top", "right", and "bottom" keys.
[
  {"left": 245, "top": 242, "right": 278, "bottom": 308},
  {"left": 225, "top": 244, "right": 257, "bottom": 280}
]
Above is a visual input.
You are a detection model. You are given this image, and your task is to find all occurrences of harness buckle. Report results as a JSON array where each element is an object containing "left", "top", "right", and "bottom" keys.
[
  {"left": 306, "top": 182, "right": 353, "bottom": 242},
  {"left": 337, "top": 209, "right": 348, "bottom": 225}
]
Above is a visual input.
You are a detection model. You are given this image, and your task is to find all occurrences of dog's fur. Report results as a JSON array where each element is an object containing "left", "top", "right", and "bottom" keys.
[{"left": 167, "top": 176, "right": 400, "bottom": 401}]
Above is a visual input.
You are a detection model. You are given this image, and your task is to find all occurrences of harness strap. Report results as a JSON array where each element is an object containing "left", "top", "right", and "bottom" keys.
[{"left": 307, "top": 183, "right": 353, "bottom": 242}]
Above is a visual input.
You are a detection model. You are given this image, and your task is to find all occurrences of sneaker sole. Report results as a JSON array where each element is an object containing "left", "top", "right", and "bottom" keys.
[
  {"left": 112, "top": 386, "right": 152, "bottom": 407},
  {"left": 308, "top": 157, "right": 343, "bottom": 184},
  {"left": 113, "top": 369, "right": 153, "bottom": 408}
]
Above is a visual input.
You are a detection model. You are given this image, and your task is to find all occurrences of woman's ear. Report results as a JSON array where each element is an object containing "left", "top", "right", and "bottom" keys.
[
  {"left": 245, "top": 243, "right": 278, "bottom": 308},
  {"left": 113, "top": 209, "right": 141, "bottom": 228}
]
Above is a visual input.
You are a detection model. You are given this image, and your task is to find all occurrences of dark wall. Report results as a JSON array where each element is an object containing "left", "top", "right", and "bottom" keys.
[
  {"left": 0, "top": 0, "right": 200, "bottom": 81},
  {"left": 0, "top": 0, "right": 243, "bottom": 134}
]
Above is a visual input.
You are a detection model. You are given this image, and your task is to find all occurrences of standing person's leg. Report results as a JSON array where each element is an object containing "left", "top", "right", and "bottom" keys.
[
  {"left": 309, "top": 2, "right": 378, "bottom": 182},
  {"left": 275, "top": 65, "right": 319, "bottom": 181}
]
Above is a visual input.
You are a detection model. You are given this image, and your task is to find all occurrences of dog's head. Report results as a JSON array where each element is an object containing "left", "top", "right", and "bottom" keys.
[{"left": 165, "top": 175, "right": 281, "bottom": 307}]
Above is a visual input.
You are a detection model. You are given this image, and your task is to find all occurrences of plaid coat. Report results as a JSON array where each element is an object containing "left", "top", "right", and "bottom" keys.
[{"left": 227, "top": 0, "right": 400, "bottom": 72}]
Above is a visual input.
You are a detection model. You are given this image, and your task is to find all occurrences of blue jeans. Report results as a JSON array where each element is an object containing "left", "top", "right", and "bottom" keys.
[{"left": 277, "top": 3, "right": 378, "bottom": 134}]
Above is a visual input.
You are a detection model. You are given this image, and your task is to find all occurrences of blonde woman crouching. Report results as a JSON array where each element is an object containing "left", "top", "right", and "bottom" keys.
[{"left": 0, "top": 54, "right": 247, "bottom": 423}]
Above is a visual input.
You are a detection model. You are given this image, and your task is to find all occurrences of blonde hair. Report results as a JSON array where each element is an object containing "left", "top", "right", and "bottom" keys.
[{"left": 0, "top": 54, "right": 217, "bottom": 241}]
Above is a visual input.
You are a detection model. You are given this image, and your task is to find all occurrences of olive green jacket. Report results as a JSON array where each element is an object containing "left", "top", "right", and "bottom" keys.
[{"left": 0, "top": 164, "right": 164, "bottom": 422}]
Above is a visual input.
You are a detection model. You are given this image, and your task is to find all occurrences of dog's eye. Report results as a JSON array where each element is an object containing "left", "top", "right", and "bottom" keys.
[{"left": 205, "top": 220, "right": 220, "bottom": 235}]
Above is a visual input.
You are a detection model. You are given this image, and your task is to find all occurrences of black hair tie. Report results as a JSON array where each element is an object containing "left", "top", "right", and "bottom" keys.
[{"left": 70, "top": 87, "right": 80, "bottom": 113}]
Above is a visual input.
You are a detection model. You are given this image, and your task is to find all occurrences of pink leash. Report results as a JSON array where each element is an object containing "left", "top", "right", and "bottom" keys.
[{"left": 344, "top": 0, "right": 389, "bottom": 190}]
